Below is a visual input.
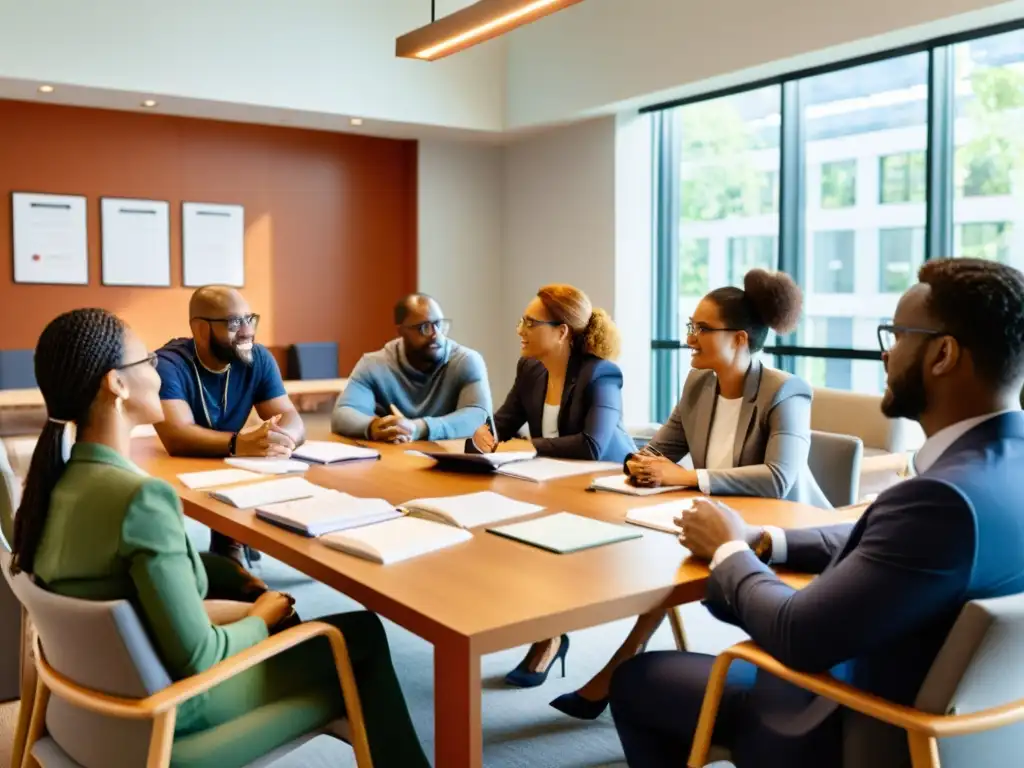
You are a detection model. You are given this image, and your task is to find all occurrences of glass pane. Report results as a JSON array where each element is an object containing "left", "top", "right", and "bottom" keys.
[
  {"left": 953, "top": 30, "right": 1024, "bottom": 269},
  {"left": 799, "top": 52, "right": 929, "bottom": 356},
  {"left": 676, "top": 85, "right": 782, "bottom": 378}
]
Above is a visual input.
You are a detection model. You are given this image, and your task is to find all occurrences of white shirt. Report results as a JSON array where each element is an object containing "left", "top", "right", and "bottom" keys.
[
  {"left": 696, "top": 396, "right": 743, "bottom": 495},
  {"left": 709, "top": 409, "right": 1018, "bottom": 570},
  {"left": 542, "top": 403, "right": 561, "bottom": 439}
]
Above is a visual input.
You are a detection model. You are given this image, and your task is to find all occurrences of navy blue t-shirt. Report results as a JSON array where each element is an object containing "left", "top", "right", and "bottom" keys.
[{"left": 155, "top": 338, "right": 286, "bottom": 433}]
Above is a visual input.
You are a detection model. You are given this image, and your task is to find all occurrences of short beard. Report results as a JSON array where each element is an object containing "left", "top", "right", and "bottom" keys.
[
  {"left": 881, "top": 346, "right": 927, "bottom": 420},
  {"left": 209, "top": 334, "right": 253, "bottom": 367}
]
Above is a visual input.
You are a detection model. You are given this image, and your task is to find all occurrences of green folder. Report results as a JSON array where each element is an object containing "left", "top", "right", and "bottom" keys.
[{"left": 487, "top": 512, "right": 642, "bottom": 554}]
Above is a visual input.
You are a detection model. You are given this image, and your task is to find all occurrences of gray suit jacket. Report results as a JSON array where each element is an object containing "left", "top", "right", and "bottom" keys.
[{"left": 647, "top": 360, "right": 829, "bottom": 507}]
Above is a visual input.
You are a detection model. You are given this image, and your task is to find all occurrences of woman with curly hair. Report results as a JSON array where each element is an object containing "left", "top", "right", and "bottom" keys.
[
  {"left": 549, "top": 269, "right": 830, "bottom": 719},
  {"left": 471, "top": 284, "right": 635, "bottom": 688}
]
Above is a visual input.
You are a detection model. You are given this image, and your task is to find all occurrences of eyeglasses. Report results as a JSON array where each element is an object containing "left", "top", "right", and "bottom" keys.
[
  {"left": 401, "top": 319, "right": 451, "bottom": 337},
  {"left": 686, "top": 321, "right": 743, "bottom": 337},
  {"left": 876, "top": 324, "right": 949, "bottom": 353},
  {"left": 193, "top": 314, "right": 260, "bottom": 333},
  {"left": 117, "top": 353, "right": 158, "bottom": 371},
  {"left": 517, "top": 316, "right": 563, "bottom": 331}
]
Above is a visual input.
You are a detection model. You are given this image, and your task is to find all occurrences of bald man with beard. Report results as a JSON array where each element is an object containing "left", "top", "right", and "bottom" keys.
[{"left": 154, "top": 286, "right": 305, "bottom": 566}]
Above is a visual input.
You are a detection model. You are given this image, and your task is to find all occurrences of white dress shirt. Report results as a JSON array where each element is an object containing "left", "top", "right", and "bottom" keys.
[
  {"left": 541, "top": 403, "right": 561, "bottom": 439},
  {"left": 709, "top": 409, "right": 1016, "bottom": 570},
  {"left": 696, "top": 395, "right": 743, "bottom": 495}
]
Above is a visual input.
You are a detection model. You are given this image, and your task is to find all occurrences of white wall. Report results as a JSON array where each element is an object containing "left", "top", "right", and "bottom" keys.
[
  {"left": 0, "top": 0, "right": 505, "bottom": 132},
  {"left": 505, "top": 0, "right": 1024, "bottom": 128},
  {"left": 417, "top": 141, "right": 505, "bottom": 397}
]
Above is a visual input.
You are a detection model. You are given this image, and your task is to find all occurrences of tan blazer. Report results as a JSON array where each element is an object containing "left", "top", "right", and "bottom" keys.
[{"left": 648, "top": 359, "right": 830, "bottom": 507}]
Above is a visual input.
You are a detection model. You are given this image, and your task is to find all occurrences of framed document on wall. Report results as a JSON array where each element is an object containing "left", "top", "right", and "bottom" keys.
[
  {"left": 11, "top": 192, "right": 89, "bottom": 285},
  {"left": 182, "top": 202, "right": 245, "bottom": 287},
  {"left": 101, "top": 197, "right": 171, "bottom": 287}
]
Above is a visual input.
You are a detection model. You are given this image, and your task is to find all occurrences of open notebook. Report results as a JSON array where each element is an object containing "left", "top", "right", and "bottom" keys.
[
  {"left": 403, "top": 491, "right": 543, "bottom": 529},
  {"left": 589, "top": 473, "right": 686, "bottom": 497},
  {"left": 208, "top": 477, "right": 325, "bottom": 509},
  {"left": 321, "top": 517, "right": 472, "bottom": 564},
  {"left": 488, "top": 512, "right": 641, "bottom": 554},
  {"left": 625, "top": 499, "right": 696, "bottom": 534},
  {"left": 422, "top": 451, "right": 537, "bottom": 474},
  {"left": 496, "top": 458, "right": 623, "bottom": 483},
  {"left": 256, "top": 490, "right": 403, "bottom": 536},
  {"left": 292, "top": 441, "right": 380, "bottom": 465}
]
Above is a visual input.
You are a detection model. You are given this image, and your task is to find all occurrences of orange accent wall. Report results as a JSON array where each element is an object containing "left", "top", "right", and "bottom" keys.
[{"left": 0, "top": 99, "right": 417, "bottom": 374}]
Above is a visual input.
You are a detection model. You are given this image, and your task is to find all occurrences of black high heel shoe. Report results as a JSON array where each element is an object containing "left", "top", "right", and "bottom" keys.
[
  {"left": 549, "top": 691, "right": 609, "bottom": 720},
  {"left": 505, "top": 635, "right": 570, "bottom": 688}
]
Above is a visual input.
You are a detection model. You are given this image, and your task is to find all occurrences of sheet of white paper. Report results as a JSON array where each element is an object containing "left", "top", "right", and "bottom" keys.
[
  {"left": 182, "top": 202, "right": 245, "bottom": 287},
  {"left": 177, "top": 469, "right": 262, "bottom": 490},
  {"left": 101, "top": 198, "right": 170, "bottom": 286},
  {"left": 225, "top": 457, "right": 310, "bottom": 475},
  {"left": 497, "top": 458, "right": 622, "bottom": 483},
  {"left": 12, "top": 193, "right": 88, "bottom": 285},
  {"left": 292, "top": 441, "right": 380, "bottom": 464},
  {"left": 625, "top": 499, "right": 697, "bottom": 534}
]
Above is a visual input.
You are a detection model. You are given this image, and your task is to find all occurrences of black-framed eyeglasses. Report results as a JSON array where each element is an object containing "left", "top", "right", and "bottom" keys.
[
  {"left": 117, "top": 353, "right": 158, "bottom": 371},
  {"left": 193, "top": 314, "right": 260, "bottom": 333},
  {"left": 686, "top": 321, "right": 743, "bottom": 337},
  {"left": 876, "top": 324, "right": 949, "bottom": 353},
  {"left": 401, "top": 318, "right": 451, "bottom": 337},
  {"left": 517, "top": 316, "right": 563, "bottom": 331}
]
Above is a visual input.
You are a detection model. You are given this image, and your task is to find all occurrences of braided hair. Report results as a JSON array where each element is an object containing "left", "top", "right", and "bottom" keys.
[{"left": 11, "top": 309, "right": 126, "bottom": 574}]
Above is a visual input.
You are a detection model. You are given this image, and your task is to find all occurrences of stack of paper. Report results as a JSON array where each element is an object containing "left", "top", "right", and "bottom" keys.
[
  {"left": 589, "top": 474, "right": 686, "bottom": 496},
  {"left": 256, "top": 490, "right": 402, "bottom": 536},
  {"left": 225, "top": 457, "right": 311, "bottom": 475},
  {"left": 497, "top": 458, "right": 623, "bottom": 483},
  {"left": 208, "top": 477, "right": 325, "bottom": 508},
  {"left": 321, "top": 516, "right": 473, "bottom": 564},
  {"left": 625, "top": 499, "right": 696, "bottom": 534},
  {"left": 293, "top": 441, "right": 380, "bottom": 465},
  {"left": 404, "top": 491, "right": 543, "bottom": 529},
  {"left": 488, "top": 512, "right": 641, "bottom": 554},
  {"left": 178, "top": 469, "right": 262, "bottom": 490}
]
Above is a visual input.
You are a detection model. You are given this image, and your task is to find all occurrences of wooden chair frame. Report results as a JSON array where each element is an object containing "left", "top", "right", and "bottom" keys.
[
  {"left": 18, "top": 621, "right": 373, "bottom": 768},
  {"left": 687, "top": 641, "right": 1024, "bottom": 768}
]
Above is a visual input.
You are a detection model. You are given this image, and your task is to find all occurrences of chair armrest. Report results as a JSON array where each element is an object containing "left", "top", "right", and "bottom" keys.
[
  {"left": 723, "top": 642, "right": 1024, "bottom": 738},
  {"left": 36, "top": 621, "right": 346, "bottom": 719}
]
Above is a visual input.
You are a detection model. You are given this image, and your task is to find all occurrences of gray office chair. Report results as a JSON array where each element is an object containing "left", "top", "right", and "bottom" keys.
[
  {"left": 288, "top": 342, "right": 339, "bottom": 380},
  {"left": 0, "top": 439, "right": 22, "bottom": 703},
  {"left": 690, "top": 592, "right": 1024, "bottom": 768},
  {"left": 808, "top": 430, "right": 864, "bottom": 508},
  {"left": 1, "top": 550, "right": 368, "bottom": 768},
  {"left": 0, "top": 350, "right": 36, "bottom": 390}
]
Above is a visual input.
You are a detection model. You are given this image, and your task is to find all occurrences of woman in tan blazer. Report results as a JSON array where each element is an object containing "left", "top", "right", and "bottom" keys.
[{"left": 550, "top": 269, "right": 828, "bottom": 720}]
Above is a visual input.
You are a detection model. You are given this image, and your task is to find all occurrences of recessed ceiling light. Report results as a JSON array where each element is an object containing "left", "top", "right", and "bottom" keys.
[
  {"left": 38, "top": 85, "right": 55, "bottom": 94},
  {"left": 141, "top": 99, "right": 158, "bottom": 108},
  {"left": 350, "top": 117, "right": 364, "bottom": 126}
]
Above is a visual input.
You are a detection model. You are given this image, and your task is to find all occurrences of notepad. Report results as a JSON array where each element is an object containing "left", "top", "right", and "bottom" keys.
[
  {"left": 256, "top": 491, "right": 403, "bottom": 536},
  {"left": 403, "top": 491, "right": 543, "bottom": 529},
  {"left": 177, "top": 469, "right": 263, "bottom": 490},
  {"left": 225, "top": 457, "right": 311, "bottom": 475},
  {"left": 496, "top": 458, "right": 623, "bottom": 483},
  {"left": 488, "top": 512, "right": 642, "bottom": 554},
  {"left": 208, "top": 477, "right": 324, "bottom": 508},
  {"left": 422, "top": 451, "right": 537, "bottom": 474},
  {"left": 292, "top": 441, "right": 380, "bottom": 465},
  {"left": 625, "top": 499, "right": 697, "bottom": 534},
  {"left": 589, "top": 474, "right": 686, "bottom": 496},
  {"left": 321, "top": 516, "right": 473, "bottom": 564}
]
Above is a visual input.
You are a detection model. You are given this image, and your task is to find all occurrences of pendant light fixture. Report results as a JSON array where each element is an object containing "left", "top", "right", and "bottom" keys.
[{"left": 396, "top": 0, "right": 585, "bottom": 61}]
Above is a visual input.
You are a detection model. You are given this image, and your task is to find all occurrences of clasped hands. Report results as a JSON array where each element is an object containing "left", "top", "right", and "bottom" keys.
[
  {"left": 625, "top": 454, "right": 698, "bottom": 489},
  {"left": 675, "top": 498, "right": 761, "bottom": 561},
  {"left": 235, "top": 415, "right": 295, "bottom": 458}
]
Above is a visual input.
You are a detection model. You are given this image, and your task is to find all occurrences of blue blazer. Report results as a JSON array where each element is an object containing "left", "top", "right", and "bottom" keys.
[
  {"left": 485, "top": 354, "right": 636, "bottom": 462},
  {"left": 703, "top": 412, "right": 1024, "bottom": 767}
]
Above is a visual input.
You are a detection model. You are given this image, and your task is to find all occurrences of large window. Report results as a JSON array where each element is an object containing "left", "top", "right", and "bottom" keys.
[{"left": 650, "top": 22, "right": 1024, "bottom": 418}]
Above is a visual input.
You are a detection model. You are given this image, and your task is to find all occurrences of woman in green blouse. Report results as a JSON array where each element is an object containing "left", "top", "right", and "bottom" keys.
[{"left": 9, "top": 308, "right": 430, "bottom": 768}]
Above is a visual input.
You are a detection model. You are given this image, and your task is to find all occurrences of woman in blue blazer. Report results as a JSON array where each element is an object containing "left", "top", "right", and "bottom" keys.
[{"left": 472, "top": 284, "right": 635, "bottom": 686}]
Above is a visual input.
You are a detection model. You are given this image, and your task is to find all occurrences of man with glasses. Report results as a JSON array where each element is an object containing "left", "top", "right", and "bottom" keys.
[
  {"left": 609, "top": 259, "right": 1024, "bottom": 768},
  {"left": 332, "top": 293, "right": 491, "bottom": 443},
  {"left": 154, "top": 286, "right": 305, "bottom": 565}
]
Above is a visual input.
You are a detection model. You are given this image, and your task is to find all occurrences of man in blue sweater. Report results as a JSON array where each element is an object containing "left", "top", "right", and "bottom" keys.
[{"left": 332, "top": 294, "right": 492, "bottom": 443}]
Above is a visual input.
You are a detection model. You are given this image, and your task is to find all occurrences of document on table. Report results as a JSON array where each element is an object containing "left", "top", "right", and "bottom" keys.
[
  {"left": 225, "top": 457, "right": 311, "bottom": 475},
  {"left": 496, "top": 458, "right": 622, "bottom": 483},
  {"left": 404, "top": 491, "right": 543, "bottom": 529},
  {"left": 625, "top": 499, "right": 697, "bottom": 534},
  {"left": 589, "top": 474, "right": 686, "bottom": 496},
  {"left": 488, "top": 512, "right": 642, "bottom": 554},
  {"left": 208, "top": 477, "right": 325, "bottom": 509},
  {"left": 321, "top": 517, "right": 473, "bottom": 564},
  {"left": 177, "top": 468, "right": 263, "bottom": 490}
]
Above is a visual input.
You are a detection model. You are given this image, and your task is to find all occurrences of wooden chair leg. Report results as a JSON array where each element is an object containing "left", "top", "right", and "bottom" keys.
[
  {"left": 146, "top": 708, "right": 177, "bottom": 768},
  {"left": 669, "top": 606, "right": 688, "bottom": 651},
  {"left": 324, "top": 630, "right": 373, "bottom": 768},
  {"left": 12, "top": 607, "right": 36, "bottom": 768},
  {"left": 907, "top": 730, "right": 940, "bottom": 768},
  {"left": 687, "top": 652, "right": 734, "bottom": 768},
  {"left": 19, "top": 676, "right": 49, "bottom": 768}
]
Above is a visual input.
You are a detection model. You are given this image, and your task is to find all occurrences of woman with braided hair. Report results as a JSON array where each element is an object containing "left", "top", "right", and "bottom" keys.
[{"left": 10, "top": 309, "right": 430, "bottom": 768}]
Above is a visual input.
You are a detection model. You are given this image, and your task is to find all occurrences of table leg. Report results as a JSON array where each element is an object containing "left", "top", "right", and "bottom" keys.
[{"left": 434, "top": 636, "right": 481, "bottom": 768}]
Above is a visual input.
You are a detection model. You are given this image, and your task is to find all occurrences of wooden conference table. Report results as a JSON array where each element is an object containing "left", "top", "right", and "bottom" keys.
[{"left": 131, "top": 435, "right": 853, "bottom": 768}]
